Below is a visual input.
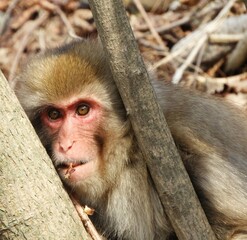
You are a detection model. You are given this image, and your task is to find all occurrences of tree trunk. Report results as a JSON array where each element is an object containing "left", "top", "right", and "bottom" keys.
[
  {"left": 88, "top": 0, "right": 216, "bottom": 239},
  {"left": 0, "top": 71, "right": 90, "bottom": 239}
]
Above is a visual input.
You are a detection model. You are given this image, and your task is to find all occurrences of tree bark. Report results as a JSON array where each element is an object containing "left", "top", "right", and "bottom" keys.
[
  {"left": 88, "top": 0, "right": 216, "bottom": 239},
  {"left": 0, "top": 71, "right": 90, "bottom": 239}
]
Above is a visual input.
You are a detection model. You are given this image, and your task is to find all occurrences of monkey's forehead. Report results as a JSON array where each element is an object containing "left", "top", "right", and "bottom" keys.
[
  {"left": 25, "top": 48, "right": 112, "bottom": 98},
  {"left": 14, "top": 39, "right": 122, "bottom": 114}
]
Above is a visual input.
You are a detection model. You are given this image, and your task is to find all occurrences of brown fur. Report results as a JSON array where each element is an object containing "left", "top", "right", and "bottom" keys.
[{"left": 13, "top": 39, "right": 247, "bottom": 239}]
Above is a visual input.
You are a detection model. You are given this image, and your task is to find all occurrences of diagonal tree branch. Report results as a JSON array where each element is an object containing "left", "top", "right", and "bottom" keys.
[{"left": 88, "top": 0, "right": 216, "bottom": 239}]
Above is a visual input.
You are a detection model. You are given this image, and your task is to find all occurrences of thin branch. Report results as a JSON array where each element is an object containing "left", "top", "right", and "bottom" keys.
[
  {"left": 156, "top": 15, "right": 191, "bottom": 34},
  {"left": 71, "top": 196, "right": 103, "bottom": 240},
  {"left": 209, "top": 33, "right": 244, "bottom": 43},
  {"left": 132, "top": 0, "right": 167, "bottom": 50},
  {"left": 196, "top": 72, "right": 247, "bottom": 85},
  {"left": 172, "top": 35, "right": 207, "bottom": 84}
]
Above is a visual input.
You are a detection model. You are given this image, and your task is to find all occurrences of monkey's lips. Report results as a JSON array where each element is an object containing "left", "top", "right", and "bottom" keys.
[{"left": 57, "top": 160, "right": 94, "bottom": 182}]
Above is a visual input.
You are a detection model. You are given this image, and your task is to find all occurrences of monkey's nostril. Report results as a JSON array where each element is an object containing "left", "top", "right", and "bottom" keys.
[{"left": 59, "top": 141, "right": 75, "bottom": 152}]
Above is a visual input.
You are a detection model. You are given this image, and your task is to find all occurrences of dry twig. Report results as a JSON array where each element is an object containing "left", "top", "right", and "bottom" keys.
[
  {"left": 196, "top": 72, "right": 247, "bottom": 86},
  {"left": 156, "top": 15, "right": 191, "bottom": 34},
  {"left": 209, "top": 33, "right": 244, "bottom": 43},
  {"left": 133, "top": 0, "right": 167, "bottom": 50},
  {"left": 71, "top": 196, "right": 103, "bottom": 240},
  {"left": 172, "top": 35, "right": 207, "bottom": 83}
]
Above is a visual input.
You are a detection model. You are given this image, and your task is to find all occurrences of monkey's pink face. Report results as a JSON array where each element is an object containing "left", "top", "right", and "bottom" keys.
[{"left": 41, "top": 98, "right": 104, "bottom": 183}]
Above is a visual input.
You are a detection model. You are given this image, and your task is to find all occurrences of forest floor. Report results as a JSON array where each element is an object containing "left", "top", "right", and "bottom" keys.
[{"left": 1, "top": 0, "right": 247, "bottom": 109}]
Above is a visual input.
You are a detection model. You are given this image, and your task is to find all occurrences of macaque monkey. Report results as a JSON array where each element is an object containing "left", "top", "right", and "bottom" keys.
[{"left": 13, "top": 39, "right": 247, "bottom": 240}]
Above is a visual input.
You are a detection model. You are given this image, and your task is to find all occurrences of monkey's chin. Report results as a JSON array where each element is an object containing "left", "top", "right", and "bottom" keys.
[{"left": 58, "top": 160, "right": 96, "bottom": 182}]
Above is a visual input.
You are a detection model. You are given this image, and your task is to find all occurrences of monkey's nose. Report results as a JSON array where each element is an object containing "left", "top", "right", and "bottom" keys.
[{"left": 59, "top": 141, "right": 75, "bottom": 152}]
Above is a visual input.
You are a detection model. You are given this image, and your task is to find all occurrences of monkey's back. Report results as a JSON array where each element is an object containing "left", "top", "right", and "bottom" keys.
[{"left": 155, "top": 82, "right": 247, "bottom": 238}]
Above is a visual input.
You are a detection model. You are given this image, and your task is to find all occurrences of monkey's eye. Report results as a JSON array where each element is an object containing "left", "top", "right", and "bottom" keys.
[
  {"left": 77, "top": 104, "right": 90, "bottom": 116},
  {"left": 47, "top": 108, "right": 61, "bottom": 120}
]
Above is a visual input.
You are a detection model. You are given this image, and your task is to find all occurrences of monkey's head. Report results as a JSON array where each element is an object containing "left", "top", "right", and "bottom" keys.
[{"left": 14, "top": 39, "right": 131, "bottom": 200}]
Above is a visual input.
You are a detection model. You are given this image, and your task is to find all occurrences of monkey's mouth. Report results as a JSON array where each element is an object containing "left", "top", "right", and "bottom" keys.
[
  {"left": 57, "top": 160, "right": 93, "bottom": 181},
  {"left": 58, "top": 161, "right": 87, "bottom": 170}
]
